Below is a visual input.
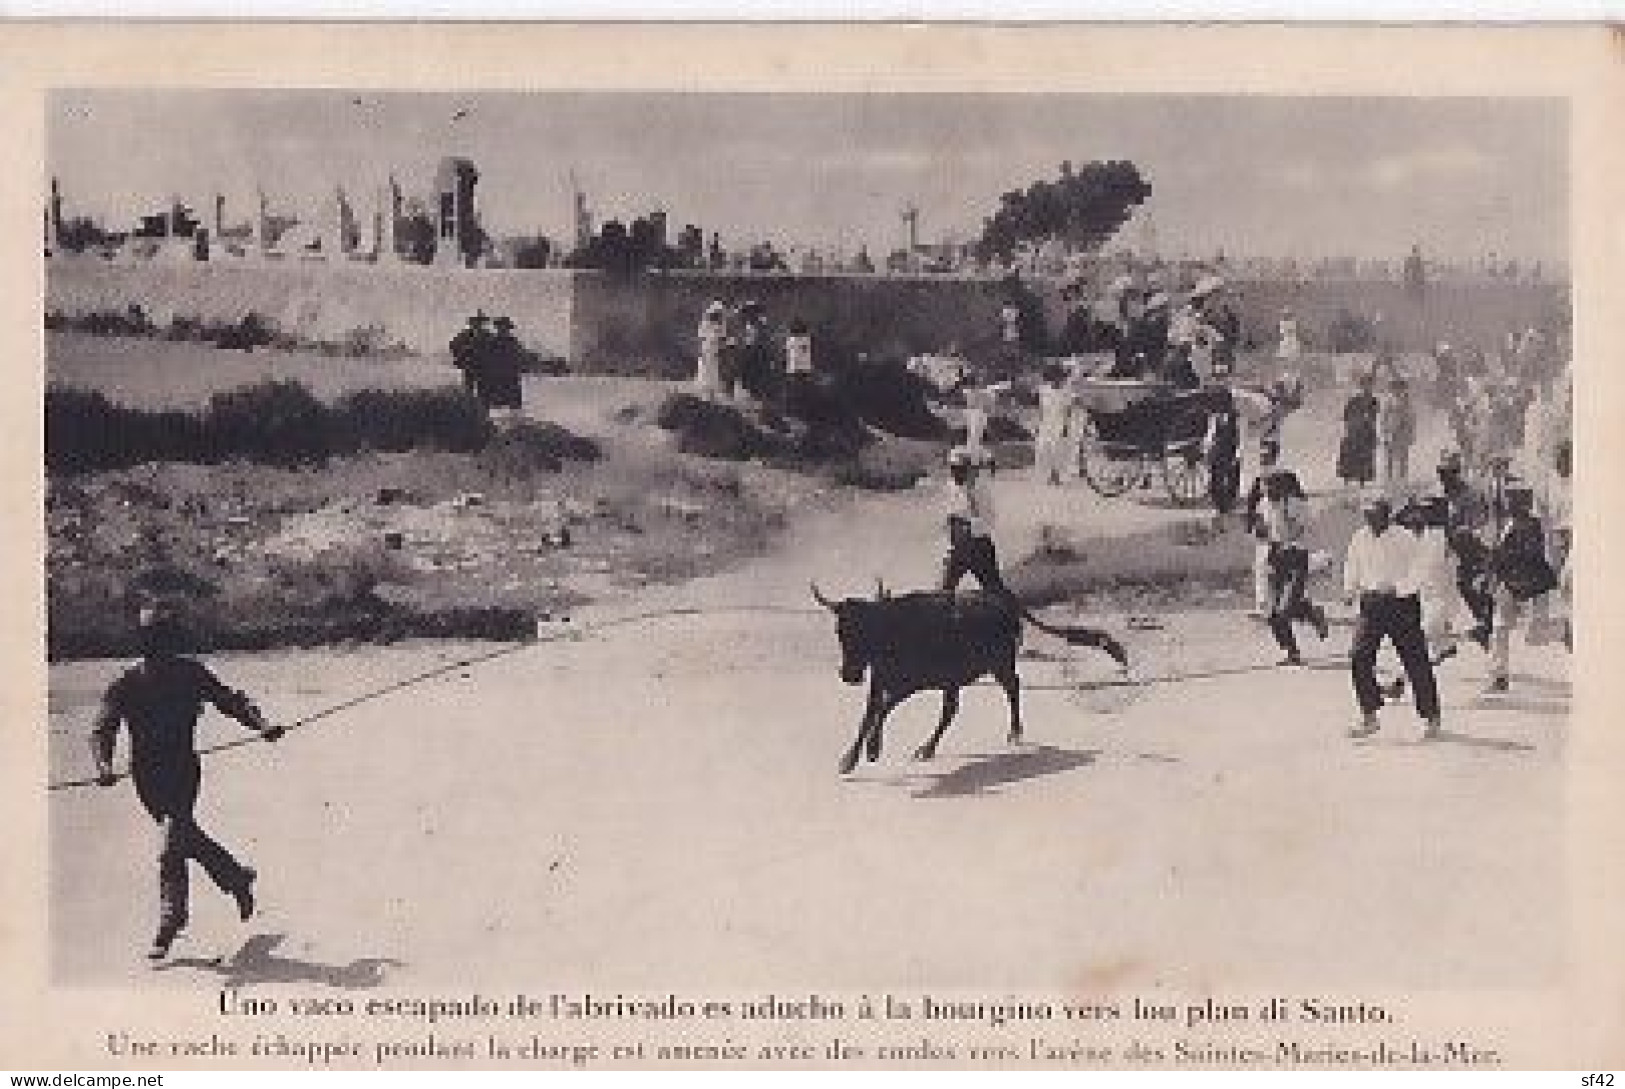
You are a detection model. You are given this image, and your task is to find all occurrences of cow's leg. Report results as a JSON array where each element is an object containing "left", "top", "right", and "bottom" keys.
[
  {"left": 995, "top": 662, "right": 1024, "bottom": 745},
  {"left": 864, "top": 691, "right": 894, "bottom": 762},
  {"left": 840, "top": 684, "right": 887, "bottom": 775},
  {"left": 915, "top": 687, "right": 959, "bottom": 762}
]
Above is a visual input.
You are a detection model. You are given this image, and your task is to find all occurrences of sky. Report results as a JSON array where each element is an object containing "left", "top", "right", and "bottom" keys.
[{"left": 48, "top": 90, "right": 1568, "bottom": 264}]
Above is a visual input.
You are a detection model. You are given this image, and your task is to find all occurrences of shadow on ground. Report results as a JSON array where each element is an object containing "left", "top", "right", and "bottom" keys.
[
  {"left": 160, "top": 932, "right": 403, "bottom": 989},
  {"left": 912, "top": 744, "right": 1101, "bottom": 799}
]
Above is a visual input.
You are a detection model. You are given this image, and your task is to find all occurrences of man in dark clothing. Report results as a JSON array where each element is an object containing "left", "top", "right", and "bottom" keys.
[
  {"left": 1437, "top": 450, "right": 1495, "bottom": 648},
  {"left": 735, "top": 300, "right": 776, "bottom": 404},
  {"left": 90, "top": 607, "right": 283, "bottom": 960},
  {"left": 448, "top": 312, "right": 491, "bottom": 400},
  {"left": 1258, "top": 466, "right": 1329, "bottom": 665},
  {"left": 1486, "top": 482, "right": 1557, "bottom": 693},
  {"left": 485, "top": 316, "right": 526, "bottom": 419},
  {"left": 1204, "top": 389, "right": 1243, "bottom": 517}
]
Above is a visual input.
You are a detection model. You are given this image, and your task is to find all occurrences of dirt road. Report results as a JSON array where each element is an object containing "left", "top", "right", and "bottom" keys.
[{"left": 46, "top": 394, "right": 1568, "bottom": 991}]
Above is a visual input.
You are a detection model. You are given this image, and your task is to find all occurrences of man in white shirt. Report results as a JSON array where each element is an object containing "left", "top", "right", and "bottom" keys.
[
  {"left": 941, "top": 444, "right": 1005, "bottom": 595},
  {"left": 1344, "top": 497, "right": 1442, "bottom": 739}
]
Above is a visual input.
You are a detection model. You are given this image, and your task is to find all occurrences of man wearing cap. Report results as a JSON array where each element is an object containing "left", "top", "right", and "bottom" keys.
[
  {"left": 1437, "top": 451, "right": 1495, "bottom": 649},
  {"left": 1486, "top": 481, "right": 1558, "bottom": 693},
  {"left": 941, "top": 444, "right": 1006, "bottom": 595},
  {"left": 735, "top": 300, "right": 774, "bottom": 405},
  {"left": 1344, "top": 497, "right": 1442, "bottom": 739},
  {"left": 1203, "top": 386, "right": 1243, "bottom": 517},
  {"left": 485, "top": 315, "right": 526, "bottom": 423},
  {"left": 1258, "top": 463, "right": 1329, "bottom": 665},
  {"left": 448, "top": 312, "right": 490, "bottom": 399},
  {"left": 89, "top": 607, "right": 284, "bottom": 960}
]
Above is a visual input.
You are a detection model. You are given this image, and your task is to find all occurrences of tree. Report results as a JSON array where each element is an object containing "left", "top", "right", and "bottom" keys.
[{"left": 975, "top": 160, "right": 1151, "bottom": 263}]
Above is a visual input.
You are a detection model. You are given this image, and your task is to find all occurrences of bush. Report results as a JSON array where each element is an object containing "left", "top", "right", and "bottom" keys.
[
  {"left": 333, "top": 386, "right": 492, "bottom": 454},
  {"left": 46, "top": 379, "right": 596, "bottom": 475},
  {"left": 824, "top": 357, "right": 948, "bottom": 441},
  {"left": 477, "top": 420, "right": 602, "bottom": 478},
  {"left": 206, "top": 379, "right": 333, "bottom": 467},
  {"left": 829, "top": 441, "right": 933, "bottom": 492},
  {"left": 654, "top": 393, "right": 785, "bottom": 461},
  {"left": 214, "top": 311, "right": 277, "bottom": 351},
  {"left": 44, "top": 385, "right": 208, "bottom": 474}
]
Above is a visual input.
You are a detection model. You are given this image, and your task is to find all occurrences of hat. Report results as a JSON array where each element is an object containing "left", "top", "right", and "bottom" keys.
[
  {"left": 1438, "top": 450, "right": 1464, "bottom": 472},
  {"left": 948, "top": 444, "right": 993, "bottom": 469},
  {"left": 468, "top": 311, "right": 490, "bottom": 326},
  {"left": 1108, "top": 274, "right": 1134, "bottom": 294},
  {"left": 136, "top": 604, "right": 184, "bottom": 654},
  {"left": 1193, "top": 275, "right": 1224, "bottom": 297},
  {"left": 493, "top": 316, "right": 515, "bottom": 331},
  {"left": 1145, "top": 292, "right": 1170, "bottom": 310},
  {"left": 704, "top": 300, "right": 727, "bottom": 317}
]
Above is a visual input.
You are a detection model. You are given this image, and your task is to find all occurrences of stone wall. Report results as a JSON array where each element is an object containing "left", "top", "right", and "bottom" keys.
[
  {"left": 47, "top": 259, "right": 1568, "bottom": 377},
  {"left": 46, "top": 259, "right": 576, "bottom": 360}
]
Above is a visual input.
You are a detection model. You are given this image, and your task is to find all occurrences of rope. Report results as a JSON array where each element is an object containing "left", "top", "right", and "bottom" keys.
[
  {"left": 46, "top": 604, "right": 824, "bottom": 793},
  {"left": 47, "top": 601, "right": 1341, "bottom": 793}
]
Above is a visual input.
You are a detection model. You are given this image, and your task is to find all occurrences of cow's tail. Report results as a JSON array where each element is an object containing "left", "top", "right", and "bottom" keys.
[{"left": 1016, "top": 604, "right": 1130, "bottom": 669}]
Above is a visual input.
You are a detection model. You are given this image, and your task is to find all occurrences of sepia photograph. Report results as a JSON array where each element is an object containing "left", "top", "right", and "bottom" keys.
[
  {"left": 5, "top": 22, "right": 1619, "bottom": 1072},
  {"left": 42, "top": 87, "right": 1573, "bottom": 982}
]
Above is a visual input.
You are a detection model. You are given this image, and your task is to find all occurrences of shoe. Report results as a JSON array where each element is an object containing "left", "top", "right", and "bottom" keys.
[
  {"left": 1431, "top": 643, "right": 1459, "bottom": 666},
  {"left": 1278, "top": 653, "right": 1304, "bottom": 667},
  {"left": 1482, "top": 676, "right": 1509, "bottom": 695},
  {"left": 1422, "top": 716, "right": 1443, "bottom": 740},
  {"left": 1469, "top": 625, "right": 1491, "bottom": 650},
  {"left": 1311, "top": 606, "right": 1330, "bottom": 641},
  {"left": 1349, "top": 714, "right": 1379, "bottom": 738},
  {"left": 146, "top": 921, "right": 183, "bottom": 961},
  {"left": 1379, "top": 677, "right": 1407, "bottom": 702},
  {"left": 232, "top": 868, "right": 257, "bottom": 922}
]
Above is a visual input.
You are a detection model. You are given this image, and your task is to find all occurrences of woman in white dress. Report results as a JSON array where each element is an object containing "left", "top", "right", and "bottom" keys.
[
  {"left": 1276, "top": 306, "right": 1302, "bottom": 361},
  {"left": 1033, "top": 364, "right": 1077, "bottom": 486},
  {"left": 694, "top": 300, "right": 728, "bottom": 399}
]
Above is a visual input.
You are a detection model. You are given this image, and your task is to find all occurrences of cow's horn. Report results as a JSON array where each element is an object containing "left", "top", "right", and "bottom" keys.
[{"left": 810, "top": 582, "right": 836, "bottom": 611}]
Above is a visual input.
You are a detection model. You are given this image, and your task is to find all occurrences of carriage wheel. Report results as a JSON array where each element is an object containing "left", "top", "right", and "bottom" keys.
[
  {"left": 1162, "top": 443, "right": 1210, "bottom": 505},
  {"left": 1078, "top": 438, "right": 1135, "bottom": 498}
]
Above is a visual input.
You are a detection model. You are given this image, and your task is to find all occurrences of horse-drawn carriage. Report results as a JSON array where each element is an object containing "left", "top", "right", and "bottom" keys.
[{"left": 1071, "top": 378, "right": 1231, "bottom": 504}]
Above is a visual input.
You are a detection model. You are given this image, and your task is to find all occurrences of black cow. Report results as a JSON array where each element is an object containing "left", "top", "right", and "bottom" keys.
[{"left": 812, "top": 584, "right": 1129, "bottom": 775}]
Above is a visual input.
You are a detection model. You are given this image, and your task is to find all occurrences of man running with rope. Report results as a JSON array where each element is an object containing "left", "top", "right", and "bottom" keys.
[{"left": 88, "top": 606, "right": 284, "bottom": 961}]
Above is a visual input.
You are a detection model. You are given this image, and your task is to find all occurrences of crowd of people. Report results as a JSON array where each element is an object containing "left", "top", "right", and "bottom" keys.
[
  {"left": 692, "top": 297, "right": 821, "bottom": 413},
  {"left": 925, "top": 304, "right": 1571, "bottom": 743},
  {"left": 1100, "top": 273, "right": 1243, "bottom": 388}
]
